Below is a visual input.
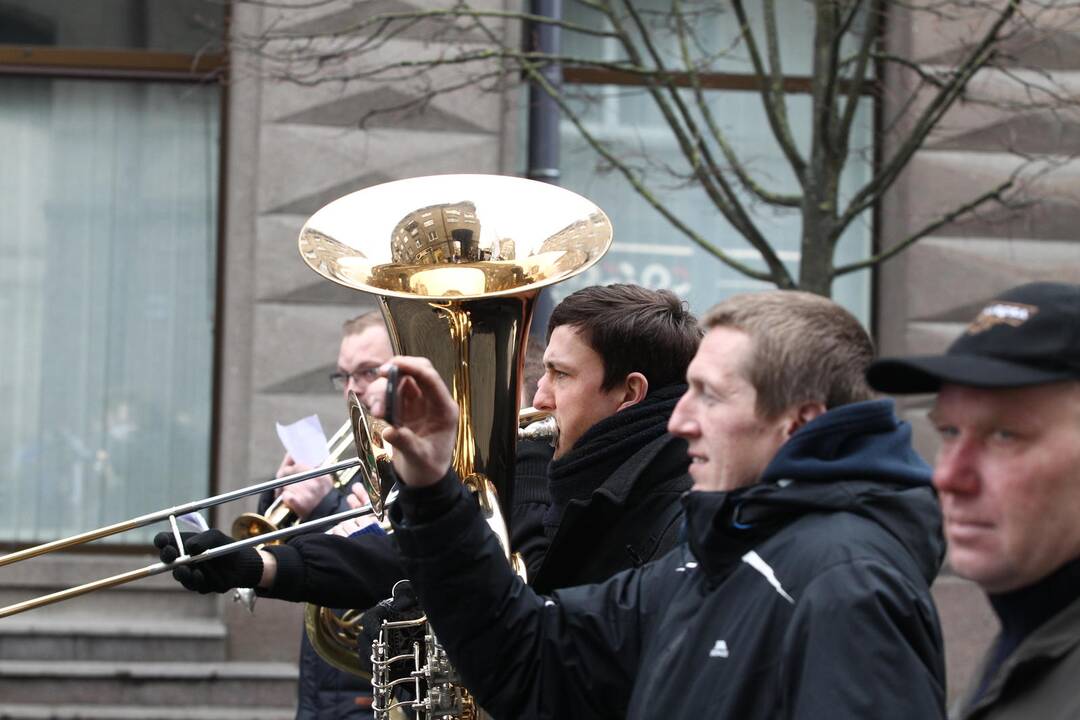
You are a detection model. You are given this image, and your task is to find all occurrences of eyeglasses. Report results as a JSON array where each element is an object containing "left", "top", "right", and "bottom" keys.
[{"left": 329, "top": 366, "right": 381, "bottom": 391}]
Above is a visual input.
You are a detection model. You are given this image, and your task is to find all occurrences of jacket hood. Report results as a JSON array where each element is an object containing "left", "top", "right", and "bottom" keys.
[
  {"left": 685, "top": 399, "right": 944, "bottom": 583},
  {"left": 760, "top": 398, "right": 931, "bottom": 488}
]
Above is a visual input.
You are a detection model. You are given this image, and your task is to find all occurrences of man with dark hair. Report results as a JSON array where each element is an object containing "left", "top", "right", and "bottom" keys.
[
  {"left": 379, "top": 289, "right": 947, "bottom": 719},
  {"left": 867, "top": 282, "right": 1080, "bottom": 720},
  {"left": 526, "top": 283, "right": 700, "bottom": 589},
  {"left": 158, "top": 283, "right": 699, "bottom": 640}
]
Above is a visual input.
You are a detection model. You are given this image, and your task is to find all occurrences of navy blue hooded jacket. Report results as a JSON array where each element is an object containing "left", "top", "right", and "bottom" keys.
[{"left": 391, "top": 399, "right": 947, "bottom": 720}]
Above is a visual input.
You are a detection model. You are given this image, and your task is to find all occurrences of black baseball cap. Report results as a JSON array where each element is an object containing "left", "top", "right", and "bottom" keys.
[{"left": 868, "top": 282, "right": 1080, "bottom": 394}]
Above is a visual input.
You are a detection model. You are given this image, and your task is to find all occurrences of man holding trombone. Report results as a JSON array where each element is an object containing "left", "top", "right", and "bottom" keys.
[
  {"left": 270, "top": 310, "right": 392, "bottom": 720},
  {"left": 157, "top": 285, "right": 698, "bottom": 605}
]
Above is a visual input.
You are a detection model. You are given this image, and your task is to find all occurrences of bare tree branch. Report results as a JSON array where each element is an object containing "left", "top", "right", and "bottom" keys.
[
  {"left": 259, "top": 7, "right": 620, "bottom": 42},
  {"left": 835, "top": 0, "right": 1020, "bottom": 241},
  {"left": 730, "top": 0, "right": 807, "bottom": 183},
  {"left": 673, "top": 0, "right": 802, "bottom": 208},
  {"left": 233, "top": 0, "right": 1080, "bottom": 296},
  {"left": 837, "top": 1, "right": 883, "bottom": 157},
  {"left": 834, "top": 178, "right": 1016, "bottom": 276},
  {"left": 619, "top": 0, "right": 795, "bottom": 285},
  {"left": 869, "top": 52, "right": 949, "bottom": 88},
  {"left": 449, "top": 1, "right": 780, "bottom": 281}
]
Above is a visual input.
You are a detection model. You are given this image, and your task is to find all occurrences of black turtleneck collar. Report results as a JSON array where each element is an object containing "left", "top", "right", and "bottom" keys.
[
  {"left": 542, "top": 383, "right": 686, "bottom": 534},
  {"left": 972, "top": 555, "right": 1080, "bottom": 703},
  {"left": 990, "top": 555, "right": 1080, "bottom": 653}
]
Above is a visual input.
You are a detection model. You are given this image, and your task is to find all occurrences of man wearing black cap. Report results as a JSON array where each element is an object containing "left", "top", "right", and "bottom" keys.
[{"left": 868, "top": 282, "right": 1080, "bottom": 720}]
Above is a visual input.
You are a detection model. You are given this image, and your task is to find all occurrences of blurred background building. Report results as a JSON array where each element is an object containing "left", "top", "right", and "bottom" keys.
[{"left": 1, "top": 1, "right": 1078, "bottom": 716}]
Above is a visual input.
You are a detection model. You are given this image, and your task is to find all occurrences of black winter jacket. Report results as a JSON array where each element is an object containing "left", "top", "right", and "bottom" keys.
[
  {"left": 256, "top": 444, "right": 552, "bottom": 610},
  {"left": 262, "top": 391, "right": 686, "bottom": 718},
  {"left": 260, "top": 454, "right": 551, "bottom": 720},
  {"left": 532, "top": 431, "right": 688, "bottom": 592},
  {"left": 260, "top": 387, "right": 688, "bottom": 606},
  {"left": 532, "top": 384, "right": 691, "bottom": 592},
  {"left": 391, "top": 399, "right": 948, "bottom": 720},
  {"left": 258, "top": 482, "right": 374, "bottom": 719}
]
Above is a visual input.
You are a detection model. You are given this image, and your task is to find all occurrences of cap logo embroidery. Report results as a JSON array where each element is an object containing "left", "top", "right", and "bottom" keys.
[{"left": 966, "top": 302, "right": 1038, "bottom": 335}]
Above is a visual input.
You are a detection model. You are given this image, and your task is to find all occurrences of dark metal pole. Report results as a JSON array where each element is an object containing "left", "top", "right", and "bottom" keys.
[{"left": 527, "top": 0, "right": 563, "bottom": 338}]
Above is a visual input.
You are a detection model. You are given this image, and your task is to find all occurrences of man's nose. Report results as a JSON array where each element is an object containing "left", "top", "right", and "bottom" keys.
[
  {"left": 532, "top": 375, "right": 554, "bottom": 410},
  {"left": 933, "top": 439, "right": 980, "bottom": 496},
  {"left": 345, "top": 375, "right": 370, "bottom": 398},
  {"left": 667, "top": 392, "right": 696, "bottom": 438}
]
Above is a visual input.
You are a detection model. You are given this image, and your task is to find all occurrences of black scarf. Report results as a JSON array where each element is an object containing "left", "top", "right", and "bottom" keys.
[{"left": 542, "top": 384, "right": 686, "bottom": 536}]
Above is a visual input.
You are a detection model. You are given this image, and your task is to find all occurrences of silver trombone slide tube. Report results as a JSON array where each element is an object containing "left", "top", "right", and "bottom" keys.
[
  {"left": 0, "top": 489, "right": 398, "bottom": 620},
  {"left": 0, "top": 458, "right": 362, "bottom": 569}
]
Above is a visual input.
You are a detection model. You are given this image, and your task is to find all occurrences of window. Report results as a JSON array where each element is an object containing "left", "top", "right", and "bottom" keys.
[
  {"left": 0, "top": 1, "right": 225, "bottom": 544},
  {"left": 548, "top": 2, "right": 875, "bottom": 323}
]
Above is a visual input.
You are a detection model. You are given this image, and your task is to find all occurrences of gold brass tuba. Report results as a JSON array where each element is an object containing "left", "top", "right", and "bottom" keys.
[
  {"left": 302, "top": 402, "right": 558, "bottom": 677},
  {"left": 296, "top": 174, "right": 611, "bottom": 718}
]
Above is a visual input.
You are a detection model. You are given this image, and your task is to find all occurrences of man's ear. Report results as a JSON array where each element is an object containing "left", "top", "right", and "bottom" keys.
[
  {"left": 780, "top": 402, "right": 827, "bottom": 439},
  {"left": 616, "top": 372, "right": 649, "bottom": 411}
]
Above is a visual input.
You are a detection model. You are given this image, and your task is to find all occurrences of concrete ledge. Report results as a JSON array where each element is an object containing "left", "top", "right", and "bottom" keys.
[
  {"left": 0, "top": 661, "right": 299, "bottom": 707},
  {"left": 0, "top": 618, "right": 228, "bottom": 663},
  {"left": 0, "top": 704, "right": 295, "bottom": 720},
  {"left": 0, "top": 661, "right": 298, "bottom": 679},
  {"left": 0, "top": 617, "right": 226, "bottom": 638}
]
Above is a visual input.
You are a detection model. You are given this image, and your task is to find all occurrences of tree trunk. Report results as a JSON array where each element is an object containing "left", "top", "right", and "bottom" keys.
[{"left": 799, "top": 195, "right": 837, "bottom": 297}]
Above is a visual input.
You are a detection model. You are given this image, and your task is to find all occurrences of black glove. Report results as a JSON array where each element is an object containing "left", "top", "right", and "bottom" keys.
[
  {"left": 358, "top": 580, "right": 426, "bottom": 681},
  {"left": 153, "top": 529, "right": 264, "bottom": 595}
]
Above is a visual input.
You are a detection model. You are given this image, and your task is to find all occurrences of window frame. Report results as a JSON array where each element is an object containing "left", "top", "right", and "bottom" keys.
[
  {"left": 0, "top": 18, "right": 229, "bottom": 554},
  {"left": 555, "top": 21, "right": 884, "bottom": 326}
]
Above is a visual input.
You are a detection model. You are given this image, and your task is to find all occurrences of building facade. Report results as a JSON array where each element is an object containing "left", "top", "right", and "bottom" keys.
[{"left": 2, "top": 1, "right": 1079, "bottom": 716}]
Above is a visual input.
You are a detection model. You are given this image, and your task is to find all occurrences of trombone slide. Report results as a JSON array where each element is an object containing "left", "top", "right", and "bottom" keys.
[{"left": 0, "top": 458, "right": 370, "bottom": 619}]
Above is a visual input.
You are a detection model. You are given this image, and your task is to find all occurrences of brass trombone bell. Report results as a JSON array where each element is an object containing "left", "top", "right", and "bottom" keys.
[{"left": 231, "top": 394, "right": 391, "bottom": 539}]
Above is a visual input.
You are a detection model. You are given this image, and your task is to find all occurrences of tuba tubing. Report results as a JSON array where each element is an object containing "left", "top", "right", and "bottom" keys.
[{"left": 296, "top": 174, "right": 611, "bottom": 715}]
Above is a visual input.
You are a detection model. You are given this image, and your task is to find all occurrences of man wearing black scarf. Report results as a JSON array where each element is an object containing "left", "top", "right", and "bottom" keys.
[
  {"left": 155, "top": 283, "right": 699, "bottom": 627},
  {"left": 528, "top": 284, "right": 699, "bottom": 592}
]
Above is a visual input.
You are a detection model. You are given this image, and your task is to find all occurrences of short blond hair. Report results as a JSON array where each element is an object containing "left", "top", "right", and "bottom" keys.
[
  {"left": 342, "top": 311, "right": 385, "bottom": 337},
  {"left": 703, "top": 291, "right": 875, "bottom": 418}
]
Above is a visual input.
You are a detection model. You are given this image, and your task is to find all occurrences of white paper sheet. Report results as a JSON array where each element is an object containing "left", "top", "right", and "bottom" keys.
[
  {"left": 177, "top": 511, "right": 209, "bottom": 533},
  {"left": 276, "top": 414, "right": 330, "bottom": 468}
]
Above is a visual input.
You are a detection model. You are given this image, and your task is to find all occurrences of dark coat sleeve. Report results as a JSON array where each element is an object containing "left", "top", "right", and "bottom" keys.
[
  {"left": 256, "top": 488, "right": 275, "bottom": 515},
  {"left": 778, "top": 559, "right": 946, "bottom": 719},
  {"left": 511, "top": 439, "right": 552, "bottom": 579},
  {"left": 391, "top": 474, "right": 645, "bottom": 720},
  {"left": 255, "top": 484, "right": 351, "bottom": 527},
  {"left": 511, "top": 499, "right": 550, "bottom": 581},
  {"left": 259, "top": 531, "right": 403, "bottom": 610},
  {"left": 308, "top": 483, "right": 353, "bottom": 520}
]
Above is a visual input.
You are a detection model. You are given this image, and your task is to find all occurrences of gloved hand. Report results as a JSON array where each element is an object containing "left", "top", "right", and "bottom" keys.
[
  {"left": 153, "top": 529, "right": 264, "bottom": 594},
  {"left": 358, "top": 580, "right": 426, "bottom": 680}
]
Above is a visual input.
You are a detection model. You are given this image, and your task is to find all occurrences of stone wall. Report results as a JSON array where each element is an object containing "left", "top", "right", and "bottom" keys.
[
  {"left": 878, "top": 3, "right": 1080, "bottom": 703},
  {"left": 217, "top": 0, "right": 517, "bottom": 665}
]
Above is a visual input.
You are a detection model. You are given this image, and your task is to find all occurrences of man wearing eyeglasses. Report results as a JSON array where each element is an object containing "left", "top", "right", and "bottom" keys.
[
  {"left": 271, "top": 312, "right": 393, "bottom": 521},
  {"left": 262, "top": 310, "right": 392, "bottom": 720}
]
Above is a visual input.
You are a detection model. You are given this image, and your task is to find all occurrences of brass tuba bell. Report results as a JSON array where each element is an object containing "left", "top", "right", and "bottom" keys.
[{"left": 296, "top": 174, "right": 612, "bottom": 716}]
